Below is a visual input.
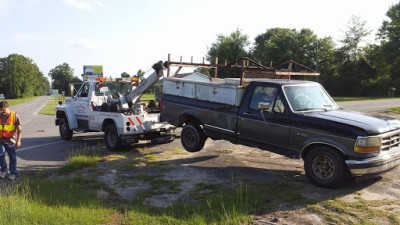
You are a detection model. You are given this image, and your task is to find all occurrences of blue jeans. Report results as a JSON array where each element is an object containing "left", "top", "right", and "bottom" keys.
[{"left": 0, "top": 144, "right": 17, "bottom": 176}]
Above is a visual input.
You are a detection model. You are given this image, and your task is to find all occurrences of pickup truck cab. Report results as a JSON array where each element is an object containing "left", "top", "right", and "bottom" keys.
[{"left": 161, "top": 78, "right": 400, "bottom": 187}]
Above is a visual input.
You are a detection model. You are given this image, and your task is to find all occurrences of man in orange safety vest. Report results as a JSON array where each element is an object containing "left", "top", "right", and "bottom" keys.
[{"left": 0, "top": 101, "right": 21, "bottom": 181}]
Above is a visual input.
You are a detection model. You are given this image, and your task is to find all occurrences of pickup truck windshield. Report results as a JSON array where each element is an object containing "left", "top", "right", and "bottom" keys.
[{"left": 283, "top": 84, "right": 338, "bottom": 112}]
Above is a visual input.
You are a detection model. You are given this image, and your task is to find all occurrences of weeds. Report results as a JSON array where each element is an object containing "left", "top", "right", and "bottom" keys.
[{"left": 0, "top": 177, "right": 113, "bottom": 225}]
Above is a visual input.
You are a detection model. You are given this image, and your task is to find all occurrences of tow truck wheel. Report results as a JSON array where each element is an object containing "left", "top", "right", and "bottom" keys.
[
  {"left": 181, "top": 124, "right": 206, "bottom": 152},
  {"left": 59, "top": 118, "right": 73, "bottom": 140},
  {"left": 304, "top": 147, "right": 346, "bottom": 187},
  {"left": 105, "top": 123, "right": 121, "bottom": 151}
]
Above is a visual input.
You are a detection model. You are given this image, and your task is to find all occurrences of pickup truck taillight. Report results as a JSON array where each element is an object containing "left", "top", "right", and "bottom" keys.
[{"left": 159, "top": 100, "right": 163, "bottom": 111}]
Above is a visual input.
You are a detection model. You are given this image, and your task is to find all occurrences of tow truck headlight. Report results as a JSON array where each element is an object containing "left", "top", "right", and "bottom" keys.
[{"left": 354, "top": 137, "right": 381, "bottom": 153}]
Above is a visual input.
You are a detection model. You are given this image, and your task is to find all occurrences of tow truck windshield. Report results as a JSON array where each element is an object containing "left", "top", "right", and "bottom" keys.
[{"left": 95, "top": 82, "right": 133, "bottom": 97}]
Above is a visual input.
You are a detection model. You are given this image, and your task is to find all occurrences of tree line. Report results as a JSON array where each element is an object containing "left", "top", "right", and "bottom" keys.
[
  {"left": 206, "top": 3, "right": 400, "bottom": 97},
  {"left": 0, "top": 54, "right": 50, "bottom": 98},
  {"left": 1, "top": 2, "right": 399, "bottom": 98}
]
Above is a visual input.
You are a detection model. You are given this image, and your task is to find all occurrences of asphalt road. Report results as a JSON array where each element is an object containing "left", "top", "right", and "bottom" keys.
[
  {"left": 9, "top": 96, "right": 105, "bottom": 171},
  {"left": 7, "top": 96, "right": 400, "bottom": 172},
  {"left": 338, "top": 98, "right": 400, "bottom": 113}
]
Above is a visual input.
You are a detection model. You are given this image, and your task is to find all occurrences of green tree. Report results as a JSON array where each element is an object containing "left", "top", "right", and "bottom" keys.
[
  {"left": 134, "top": 69, "right": 145, "bottom": 82},
  {"left": 251, "top": 28, "right": 324, "bottom": 68},
  {"left": 314, "top": 37, "right": 338, "bottom": 92},
  {"left": 331, "top": 16, "right": 376, "bottom": 96},
  {"left": 206, "top": 29, "right": 249, "bottom": 78},
  {"left": 338, "top": 16, "right": 371, "bottom": 61},
  {"left": 49, "top": 63, "right": 75, "bottom": 94},
  {"left": 0, "top": 54, "right": 49, "bottom": 98},
  {"left": 251, "top": 28, "right": 298, "bottom": 66},
  {"left": 378, "top": 2, "right": 400, "bottom": 90},
  {"left": 121, "top": 72, "right": 130, "bottom": 78}
]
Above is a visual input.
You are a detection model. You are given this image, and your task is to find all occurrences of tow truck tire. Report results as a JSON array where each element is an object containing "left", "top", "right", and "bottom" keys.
[
  {"left": 59, "top": 118, "right": 73, "bottom": 140},
  {"left": 181, "top": 124, "right": 206, "bottom": 152},
  {"left": 105, "top": 123, "right": 121, "bottom": 151},
  {"left": 304, "top": 147, "right": 346, "bottom": 188}
]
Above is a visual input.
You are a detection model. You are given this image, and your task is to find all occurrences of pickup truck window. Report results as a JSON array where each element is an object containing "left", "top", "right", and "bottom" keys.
[
  {"left": 273, "top": 95, "right": 285, "bottom": 113},
  {"left": 283, "top": 84, "right": 338, "bottom": 112},
  {"left": 250, "top": 86, "right": 277, "bottom": 112}
]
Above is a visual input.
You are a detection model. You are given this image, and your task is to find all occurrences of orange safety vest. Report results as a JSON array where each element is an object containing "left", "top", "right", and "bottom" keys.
[{"left": 0, "top": 111, "right": 16, "bottom": 138}]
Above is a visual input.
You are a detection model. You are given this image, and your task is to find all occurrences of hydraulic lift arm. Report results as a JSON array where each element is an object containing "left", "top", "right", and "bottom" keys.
[{"left": 120, "top": 61, "right": 165, "bottom": 107}]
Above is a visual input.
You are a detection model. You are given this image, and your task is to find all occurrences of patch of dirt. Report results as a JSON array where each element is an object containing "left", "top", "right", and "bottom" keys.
[{"left": 83, "top": 134, "right": 400, "bottom": 224}]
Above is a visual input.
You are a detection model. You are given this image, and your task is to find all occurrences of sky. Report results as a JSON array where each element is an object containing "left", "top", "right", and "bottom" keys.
[{"left": 0, "top": 0, "right": 398, "bottom": 82}]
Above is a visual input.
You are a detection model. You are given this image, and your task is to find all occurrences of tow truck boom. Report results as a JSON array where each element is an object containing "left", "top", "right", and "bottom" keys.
[{"left": 120, "top": 61, "right": 165, "bottom": 107}]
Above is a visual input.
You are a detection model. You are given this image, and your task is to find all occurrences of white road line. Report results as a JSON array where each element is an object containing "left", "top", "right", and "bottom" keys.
[
  {"left": 33, "top": 97, "right": 49, "bottom": 115},
  {"left": 17, "top": 141, "right": 64, "bottom": 152}
]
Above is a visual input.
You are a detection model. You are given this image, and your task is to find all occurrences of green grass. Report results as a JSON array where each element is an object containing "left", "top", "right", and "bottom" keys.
[
  {"left": 389, "top": 107, "right": 400, "bottom": 114},
  {"left": 0, "top": 177, "right": 114, "bottom": 225},
  {"left": 308, "top": 196, "right": 400, "bottom": 224},
  {"left": 59, "top": 150, "right": 104, "bottom": 174},
  {"left": 333, "top": 96, "right": 400, "bottom": 102},
  {"left": 2, "top": 167, "right": 399, "bottom": 224},
  {"left": 39, "top": 96, "right": 65, "bottom": 116},
  {"left": 125, "top": 180, "right": 313, "bottom": 225},
  {"left": 140, "top": 93, "right": 157, "bottom": 104},
  {"left": 4, "top": 96, "right": 39, "bottom": 106}
]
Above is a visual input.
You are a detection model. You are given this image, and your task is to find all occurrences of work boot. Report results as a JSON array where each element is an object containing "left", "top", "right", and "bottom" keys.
[
  {"left": 0, "top": 171, "right": 7, "bottom": 179},
  {"left": 8, "top": 174, "right": 16, "bottom": 181}
]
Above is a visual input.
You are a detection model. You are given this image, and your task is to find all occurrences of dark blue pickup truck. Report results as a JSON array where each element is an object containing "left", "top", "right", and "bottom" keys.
[{"left": 161, "top": 78, "right": 400, "bottom": 187}]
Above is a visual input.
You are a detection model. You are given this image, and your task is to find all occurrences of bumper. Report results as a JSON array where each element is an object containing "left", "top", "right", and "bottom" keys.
[{"left": 345, "top": 151, "right": 400, "bottom": 176}]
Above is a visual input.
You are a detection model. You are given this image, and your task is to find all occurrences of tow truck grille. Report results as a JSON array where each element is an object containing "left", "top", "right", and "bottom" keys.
[{"left": 381, "top": 131, "right": 400, "bottom": 151}]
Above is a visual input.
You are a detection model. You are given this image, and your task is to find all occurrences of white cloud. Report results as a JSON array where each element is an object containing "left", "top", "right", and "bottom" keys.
[
  {"left": 0, "top": 0, "right": 18, "bottom": 17},
  {"left": 63, "top": 0, "right": 104, "bottom": 10}
]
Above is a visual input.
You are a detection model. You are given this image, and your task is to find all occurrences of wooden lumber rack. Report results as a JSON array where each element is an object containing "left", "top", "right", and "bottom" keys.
[{"left": 165, "top": 54, "right": 320, "bottom": 86}]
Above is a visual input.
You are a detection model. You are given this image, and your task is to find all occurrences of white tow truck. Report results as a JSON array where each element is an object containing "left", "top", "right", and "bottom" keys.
[{"left": 55, "top": 61, "right": 175, "bottom": 151}]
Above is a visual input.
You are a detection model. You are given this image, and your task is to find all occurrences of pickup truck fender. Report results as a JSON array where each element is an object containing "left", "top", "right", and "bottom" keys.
[
  {"left": 56, "top": 105, "right": 78, "bottom": 129},
  {"left": 299, "top": 137, "right": 347, "bottom": 159},
  {"left": 178, "top": 109, "right": 202, "bottom": 125}
]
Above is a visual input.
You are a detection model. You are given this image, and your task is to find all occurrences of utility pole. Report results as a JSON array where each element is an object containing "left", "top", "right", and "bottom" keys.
[{"left": 315, "top": 40, "right": 319, "bottom": 83}]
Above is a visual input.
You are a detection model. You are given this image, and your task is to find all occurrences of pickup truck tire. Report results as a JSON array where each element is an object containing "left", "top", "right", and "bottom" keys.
[
  {"left": 59, "top": 118, "right": 73, "bottom": 140},
  {"left": 181, "top": 124, "right": 206, "bottom": 152},
  {"left": 304, "top": 147, "right": 346, "bottom": 188},
  {"left": 104, "top": 123, "right": 121, "bottom": 151}
]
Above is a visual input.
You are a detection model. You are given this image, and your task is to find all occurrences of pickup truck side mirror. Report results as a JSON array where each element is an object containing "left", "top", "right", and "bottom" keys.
[{"left": 258, "top": 102, "right": 270, "bottom": 110}]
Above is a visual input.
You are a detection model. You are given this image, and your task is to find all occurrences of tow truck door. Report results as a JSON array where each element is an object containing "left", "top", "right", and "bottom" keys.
[
  {"left": 237, "top": 83, "right": 290, "bottom": 148},
  {"left": 74, "top": 82, "right": 92, "bottom": 130}
]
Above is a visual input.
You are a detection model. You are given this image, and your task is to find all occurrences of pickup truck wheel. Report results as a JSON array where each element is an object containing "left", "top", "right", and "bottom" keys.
[
  {"left": 304, "top": 147, "right": 346, "bottom": 188},
  {"left": 59, "top": 118, "right": 73, "bottom": 140},
  {"left": 105, "top": 123, "right": 121, "bottom": 151},
  {"left": 181, "top": 124, "right": 206, "bottom": 152}
]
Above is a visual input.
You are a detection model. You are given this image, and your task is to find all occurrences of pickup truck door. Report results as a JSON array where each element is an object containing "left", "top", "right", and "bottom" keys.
[
  {"left": 74, "top": 82, "right": 92, "bottom": 130},
  {"left": 237, "top": 85, "right": 290, "bottom": 148}
]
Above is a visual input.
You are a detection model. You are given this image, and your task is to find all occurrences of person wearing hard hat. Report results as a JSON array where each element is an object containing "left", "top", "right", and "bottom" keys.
[{"left": 0, "top": 101, "right": 22, "bottom": 181}]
